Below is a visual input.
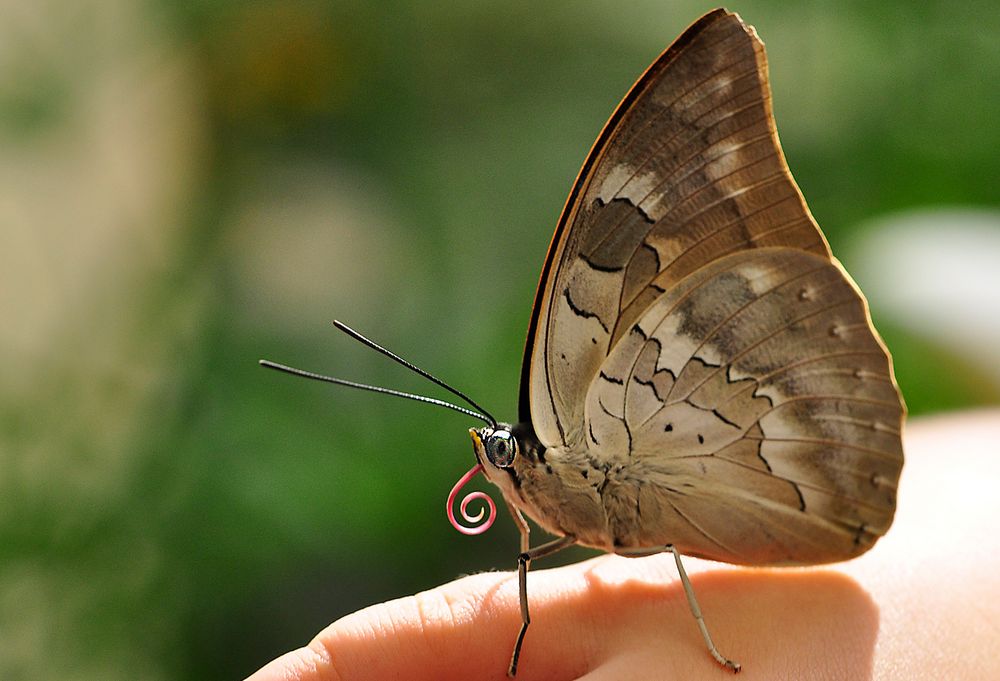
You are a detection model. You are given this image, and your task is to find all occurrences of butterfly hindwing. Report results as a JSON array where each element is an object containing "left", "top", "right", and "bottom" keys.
[{"left": 587, "top": 248, "right": 902, "bottom": 564}]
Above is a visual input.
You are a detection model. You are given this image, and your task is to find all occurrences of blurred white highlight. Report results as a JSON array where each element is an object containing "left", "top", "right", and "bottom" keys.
[{"left": 849, "top": 208, "right": 1000, "bottom": 387}]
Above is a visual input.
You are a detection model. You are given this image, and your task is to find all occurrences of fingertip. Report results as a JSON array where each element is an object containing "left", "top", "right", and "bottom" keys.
[
  {"left": 270, "top": 572, "right": 519, "bottom": 681},
  {"left": 244, "top": 641, "right": 336, "bottom": 681}
]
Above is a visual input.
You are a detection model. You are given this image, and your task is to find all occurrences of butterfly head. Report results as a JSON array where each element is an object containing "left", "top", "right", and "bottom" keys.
[
  {"left": 444, "top": 425, "right": 520, "bottom": 536},
  {"left": 470, "top": 424, "right": 518, "bottom": 469}
]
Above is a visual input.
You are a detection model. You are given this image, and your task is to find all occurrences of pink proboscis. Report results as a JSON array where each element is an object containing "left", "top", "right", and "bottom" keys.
[{"left": 447, "top": 463, "right": 496, "bottom": 535}]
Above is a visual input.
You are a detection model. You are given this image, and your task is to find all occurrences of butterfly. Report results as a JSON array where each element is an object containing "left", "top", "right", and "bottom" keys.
[{"left": 263, "top": 7, "right": 905, "bottom": 677}]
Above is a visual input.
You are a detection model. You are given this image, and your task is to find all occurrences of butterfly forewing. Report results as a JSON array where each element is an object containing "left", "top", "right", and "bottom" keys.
[
  {"left": 523, "top": 10, "right": 838, "bottom": 441},
  {"left": 519, "top": 9, "right": 903, "bottom": 563}
]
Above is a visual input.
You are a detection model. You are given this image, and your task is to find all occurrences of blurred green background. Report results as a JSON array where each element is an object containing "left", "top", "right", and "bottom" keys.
[{"left": 2, "top": 0, "right": 998, "bottom": 679}]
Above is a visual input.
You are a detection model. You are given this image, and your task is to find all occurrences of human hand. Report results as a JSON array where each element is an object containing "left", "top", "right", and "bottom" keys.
[{"left": 246, "top": 411, "right": 1000, "bottom": 681}]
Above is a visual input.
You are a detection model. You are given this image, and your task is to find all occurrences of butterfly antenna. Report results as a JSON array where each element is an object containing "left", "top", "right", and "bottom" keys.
[
  {"left": 330, "top": 320, "right": 498, "bottom": 428},
  {"left": 259, "top": 360, "right": 494, "bottom": 425}
]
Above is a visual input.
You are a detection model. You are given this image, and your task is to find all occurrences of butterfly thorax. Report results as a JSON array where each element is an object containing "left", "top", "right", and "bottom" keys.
[
  {"left": 476, "top": 421, "right": 693, "bottom": 552},
  {"left": 473, "top": 421, "right": 610, "bottom": 550}
]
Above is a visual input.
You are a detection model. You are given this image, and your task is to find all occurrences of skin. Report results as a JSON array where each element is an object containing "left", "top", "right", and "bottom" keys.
[{"left": 246, "top": 410, "right": 1000, "bottom": 681}]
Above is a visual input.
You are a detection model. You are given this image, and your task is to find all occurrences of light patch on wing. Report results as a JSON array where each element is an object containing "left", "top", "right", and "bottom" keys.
[
  {"left": 547, "top": 285, "right": 612, "bottom": 440},
  {"left": 596, "top": 164, "right": 672, "bottom": 222},
  {"left": 546, "top": 260, "right": 631, "bottom": 441},
  {"left": 624, "top": 338, "right": 675, "bottom": 426},
  {"left": 585, "top": 368, "right": 631, "bottom": 459},
  {"left": 560, "top": 262, "right": 624, "bottom": 329},
  {"left": 704, "top": 136, "right": 771, "bottom": 180},
  {"left": 651, "top": 315, "right": 702, "bottom": 376}
]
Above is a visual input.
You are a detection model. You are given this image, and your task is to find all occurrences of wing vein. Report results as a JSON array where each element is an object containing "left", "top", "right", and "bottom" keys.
[{"left": 742, "top": 434, "right": 901, "bottom": 460}]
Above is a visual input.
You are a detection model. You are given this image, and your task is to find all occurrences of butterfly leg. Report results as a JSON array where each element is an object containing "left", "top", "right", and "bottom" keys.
[
  {"left": 617, "top": 545, "right": 741, "bottom": 673},
  {"left": 508, "top": 534, "right": 576, "bottom": 677},
  {"left": 503, "top": 496, "right": 531, "bottom": 554},
  {"left": 668, "top": 546, "right": 741, "bottom": 673}
]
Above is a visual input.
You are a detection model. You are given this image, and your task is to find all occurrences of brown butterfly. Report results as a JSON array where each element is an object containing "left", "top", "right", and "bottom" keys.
[{"left": 263, "top": 7, "right": 904, "bottom": 677}]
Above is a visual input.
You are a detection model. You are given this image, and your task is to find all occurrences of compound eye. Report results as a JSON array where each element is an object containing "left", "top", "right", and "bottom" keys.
[{"left": 486, "top": 430, "right": 517, "bottom": 468}]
